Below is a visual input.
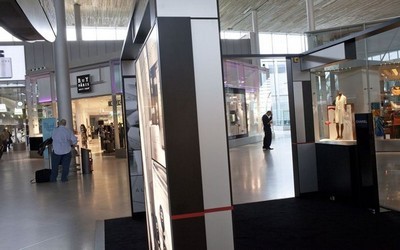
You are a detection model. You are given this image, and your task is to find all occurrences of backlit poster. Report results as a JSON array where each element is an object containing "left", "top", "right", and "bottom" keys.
[
  {"left": 0, "top": 45, "right": 25, "bottom": 81},
  {"left": 136, "top": 23, "right": 172, "bottom": 250},
  {"left": 123, "top": 76, "right": 145, "bottom": 213},
  {"left": 42, "top": 118, "right": 56, "bottom": 159}
]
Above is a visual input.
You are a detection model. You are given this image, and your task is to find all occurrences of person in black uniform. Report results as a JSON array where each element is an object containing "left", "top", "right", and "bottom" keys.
[{"left": 262, "top": 111, "right": 273, "bottom": 150}]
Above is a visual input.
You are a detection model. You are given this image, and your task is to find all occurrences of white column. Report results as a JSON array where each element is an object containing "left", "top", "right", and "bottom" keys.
[
  {"left": 251, "top": 10, "right": 260, "bottom": 54},
  {"left": 306, "top": 0, "right": 315, "bottom": 31},
  {"left": 74, "top": 3, "right": 82, "bottom": 41},
  {"left": 54, "top": 0, "right": 73, "bottom": 129}
]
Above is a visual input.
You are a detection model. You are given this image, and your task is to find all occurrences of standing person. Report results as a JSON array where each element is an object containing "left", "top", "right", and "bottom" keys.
[
  {"left": 50, "top": 119, "right": 78, "bottom": 182},
  {"left": 6, "top": 129, "right": 12, "bottom": 149},
  {"left": 262, "top": 111, "right": 273, "bottom": 150},
  {"left": 334, "top": 91, "right": 347, "bottom": 139},
  {"left": 0, "top": 129, "right": 8, "bottom": 153},
  {"left": 80, "top": 124, "right": 88, "bottom": 148}
]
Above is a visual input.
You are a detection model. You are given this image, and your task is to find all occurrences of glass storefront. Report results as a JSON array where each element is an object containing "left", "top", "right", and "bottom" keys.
[
  {"left": 310, "top": 23, "right": 400, "bottom": 211},
  {"left": 260, "top": 58, "right": 290, "bottom": 129},
  {"left": 223, "top": 58, "right": 291, "bottom": 143},
  {"left": 23, "top": 62, "right": 125, "bottom": 149},
  {"left": 0, "top": 87, "right": 27, "bottom": 144},
  {"left": 223, "top": 60, "right": 267, "bottom": 140}
]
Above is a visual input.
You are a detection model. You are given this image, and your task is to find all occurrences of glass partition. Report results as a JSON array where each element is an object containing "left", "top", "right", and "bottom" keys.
[
  {"left": 310, "top": 23, "right": 400, "bottom": 211},
  {"left": 223, "top": 60, "right": 268, "bottom": 140}
]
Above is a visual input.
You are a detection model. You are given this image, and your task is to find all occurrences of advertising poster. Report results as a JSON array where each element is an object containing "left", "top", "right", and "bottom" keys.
[
  {"left": 0, "top": 45, "right": 26, "bottom": 81},
  {"left": 123, "top": 76, "right": 145, "bottom": 212},
  {"left": 136, "top": 24, "right": 172, "bottom": 249},
  {"left": 42, "top": 118, "right": 56, "bottom": 159}
]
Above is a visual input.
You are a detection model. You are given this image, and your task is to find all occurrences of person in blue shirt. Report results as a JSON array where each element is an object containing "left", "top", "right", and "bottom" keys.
[{"left": 50, "top": 119, "right": 78, "bottom": 182}]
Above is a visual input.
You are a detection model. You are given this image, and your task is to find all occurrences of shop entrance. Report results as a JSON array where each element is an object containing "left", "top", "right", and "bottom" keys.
[
  {"left": 224, "top": 57, "right": 294, "bottom": 204},
  {"left": 71, "top": 95, "right": 124, "bottom": 155}
]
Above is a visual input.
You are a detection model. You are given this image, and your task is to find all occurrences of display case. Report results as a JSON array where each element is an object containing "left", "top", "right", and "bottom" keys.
[
  {"left": 311, "top": 70, "right": 358, "bottom": 143},
  {"left": 225, "top": 87, "right": 248, "bottom": 138}
]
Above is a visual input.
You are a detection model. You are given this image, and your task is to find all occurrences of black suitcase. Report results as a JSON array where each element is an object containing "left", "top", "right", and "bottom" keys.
[{"left": 33, "top": 169, "right": 52, "bottom": 183}]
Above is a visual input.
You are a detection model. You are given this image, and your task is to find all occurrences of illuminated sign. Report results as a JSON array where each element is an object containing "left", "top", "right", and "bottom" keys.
[
  {"left": 77, "top": 74, "right": 91, "bottom": 93},
  {"left": 14, "top": 108, "right": 23, "bottom": 115},
  {"left": 0, "top": 104, "right": 7, "bottom": 112}
]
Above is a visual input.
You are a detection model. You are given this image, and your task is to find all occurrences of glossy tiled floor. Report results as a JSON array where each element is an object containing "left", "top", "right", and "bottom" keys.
[
  {"left": 0, "top": 140, "right": 131, "bottom": 250},
  {"left": 0, "top": 134, "right": 295, "bottom": 249},
  {"left": 229, "top": 131, "right": 294, "bottom": 204},
  {"left": 376, "top": 152, "right": 400, "bottom": 211}
]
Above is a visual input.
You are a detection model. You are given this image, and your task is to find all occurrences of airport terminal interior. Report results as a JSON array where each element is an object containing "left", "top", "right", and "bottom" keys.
[
  {"left": 0, "top": 131, "right": 294, "bottom": 249},
  {"left": 1, "top": 0, "right": 400, "bottom": 249}
]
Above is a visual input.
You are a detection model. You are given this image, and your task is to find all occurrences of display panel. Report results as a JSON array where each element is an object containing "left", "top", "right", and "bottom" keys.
[
  {"left": 136, "top": 24, "right": 172, "bottom": 250},
  {"left": 225, "top": 87, "right": 248, "bottom": 138}
]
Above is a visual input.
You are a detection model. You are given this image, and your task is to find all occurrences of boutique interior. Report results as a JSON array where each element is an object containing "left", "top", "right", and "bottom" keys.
[
  {"left": 70, "top": 95, "right": 124, "bottom": 154},
  {"left": 0, "top": 92, "right": 124, "bottom": 155}
]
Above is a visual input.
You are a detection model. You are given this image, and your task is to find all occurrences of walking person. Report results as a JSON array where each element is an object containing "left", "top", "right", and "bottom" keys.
[
  {"left": 262, "top": 110, "right": 273, "bottom": 150},
  {"left": 50, "top": 119, "right": 78, "bottom": 182}
]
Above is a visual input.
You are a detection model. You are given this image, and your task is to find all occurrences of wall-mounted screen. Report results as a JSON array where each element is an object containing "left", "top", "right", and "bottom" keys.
[{"left": 0, "top": 45, "right": 26, "bottom": 81}]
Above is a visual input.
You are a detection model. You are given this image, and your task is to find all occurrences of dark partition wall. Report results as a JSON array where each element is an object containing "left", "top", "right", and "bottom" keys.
[{"left": 354, "top": 113, "right": 379, "bottom": 212}]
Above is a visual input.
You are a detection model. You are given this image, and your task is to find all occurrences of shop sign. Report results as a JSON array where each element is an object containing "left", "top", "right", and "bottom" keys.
[{"left": 77, "top": 74, "right": 91, "bottom": 93}]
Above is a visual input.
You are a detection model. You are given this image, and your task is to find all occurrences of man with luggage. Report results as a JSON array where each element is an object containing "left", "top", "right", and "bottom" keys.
[{"left": 50, "top": 119, "right": 78, "bottom": 182}]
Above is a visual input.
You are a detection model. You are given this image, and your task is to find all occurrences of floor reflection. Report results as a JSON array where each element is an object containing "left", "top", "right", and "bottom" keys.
[
  {"left": 230, "top": 131, "right": 295, "bottom": 204},
  {"left": 377, "top": 152, "right": 400, "bottom": 211}
]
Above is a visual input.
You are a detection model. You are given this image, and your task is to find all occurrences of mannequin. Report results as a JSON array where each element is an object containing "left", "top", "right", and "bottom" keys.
[{"left": 334, "top": 91, "right": 347, "bottom": 139}]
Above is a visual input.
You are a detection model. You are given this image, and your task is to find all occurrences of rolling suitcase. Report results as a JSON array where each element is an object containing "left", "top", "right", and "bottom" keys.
[{"left": 33, "top": 169, "right": 52, "bottom": 183}]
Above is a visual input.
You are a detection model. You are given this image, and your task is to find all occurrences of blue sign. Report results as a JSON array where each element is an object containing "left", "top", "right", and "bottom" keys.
[{"left": 42, "top": 118, "right": 56, "bottom": 159}]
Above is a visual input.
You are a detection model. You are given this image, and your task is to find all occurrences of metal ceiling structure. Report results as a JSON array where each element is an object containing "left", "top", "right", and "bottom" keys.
[
  {"left": 68, "top": 0, "right": 400, "bottom": 34},
  {"left": 2, "top": 0, "right": 400, "bottom": 41},
  {"left": 218, "top": 0, "right": 400, "bottom": 33},
  {"left": 63, "top": 0, "right": 400, "bottom": 34}
]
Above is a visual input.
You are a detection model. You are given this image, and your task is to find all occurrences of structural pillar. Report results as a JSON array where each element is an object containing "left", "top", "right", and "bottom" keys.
[
  {"left": 74, "top": 3, "right": 82, "bottom": 41},
  {"left": 54, "top": 0, "right": 73, "bottom": 129},
  {"left": 306, "top": 0, "right": 315, "bottom": 31},
  {"left": 132, "top": 0, "right": 234, "bottom": 249},
  {"left": 250, "top": 10, "right": 260, "bottom": 67},
  {"left": 251, "top": 10, "right": 260, "bottom": 53}
]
